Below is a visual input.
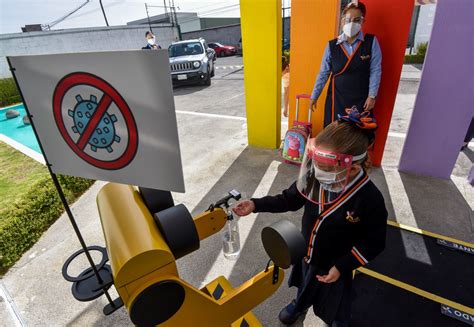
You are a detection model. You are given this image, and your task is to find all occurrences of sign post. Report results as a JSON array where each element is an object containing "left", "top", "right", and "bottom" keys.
[{"left": 7, "top": 50, "right": 184, "bottom": 313}]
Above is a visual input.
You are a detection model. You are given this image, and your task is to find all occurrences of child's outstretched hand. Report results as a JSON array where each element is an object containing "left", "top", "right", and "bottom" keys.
[
  {"left": 316, "top": 266, "right": 341, "bottom": 283},
  {"left": 232, "top": 200, "right": 255, "bottom": 217}
]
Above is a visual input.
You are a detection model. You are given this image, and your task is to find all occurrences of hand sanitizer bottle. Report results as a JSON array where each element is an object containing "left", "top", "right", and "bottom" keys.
[{"left": 223, "top": 210, "right": 241, "bottom": 260}]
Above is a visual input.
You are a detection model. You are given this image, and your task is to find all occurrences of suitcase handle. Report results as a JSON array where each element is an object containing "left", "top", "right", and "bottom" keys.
[{"left": 295, "top": 94, "right": 312, "bottom": 122}]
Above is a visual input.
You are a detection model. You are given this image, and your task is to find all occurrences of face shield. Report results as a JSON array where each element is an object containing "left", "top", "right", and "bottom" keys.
[{"left": 296, "top": 138, "right": 366, "bottom": 205}]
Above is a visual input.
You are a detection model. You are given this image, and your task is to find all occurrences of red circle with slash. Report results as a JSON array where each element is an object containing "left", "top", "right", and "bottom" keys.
[{"left": 53, "top": 72, "right": 138, "bottom": 170}]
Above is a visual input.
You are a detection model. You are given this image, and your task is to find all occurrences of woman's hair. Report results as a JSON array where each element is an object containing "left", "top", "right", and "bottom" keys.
[
  {"left": 282, "top": 56, "right": 289, "bottom": 71},
  {"left": 314, "top": 120, "right": 374, "bottom": 170},
  {"left": 145, "top": 31, "right": 153, "bottom": 38},
  {"left": 342, "top": 1, "right": 366, "bottom": 17}
]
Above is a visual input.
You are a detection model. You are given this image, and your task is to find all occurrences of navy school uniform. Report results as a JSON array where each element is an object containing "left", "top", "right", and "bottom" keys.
[
  {"left": 251, "top": 169, "right": 388, "bottom": 324},
  {"left": 325, "top": 34, "right": 375, "bottom": 127}
]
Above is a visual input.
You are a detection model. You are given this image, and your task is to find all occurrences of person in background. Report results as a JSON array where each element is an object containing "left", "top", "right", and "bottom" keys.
[
  {"left": 143, "top": 31, "right": 161, "bottom": 50},
  {"left": 282, "top": 56, "right": 291, "bottom": 118},
  {"left": 309, "top": 1, "right": 382, "bottom": 127}
]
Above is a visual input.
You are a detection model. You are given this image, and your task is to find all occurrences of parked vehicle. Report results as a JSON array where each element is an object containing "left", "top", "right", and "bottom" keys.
[
  {"left": 168, "top": 38, "right": 216, "bottom": 86},
  {"left": 208, "top": 42, "right": 237, "bottom": 57}
]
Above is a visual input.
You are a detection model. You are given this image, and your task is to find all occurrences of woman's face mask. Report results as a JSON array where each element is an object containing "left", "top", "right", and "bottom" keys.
[
  {"left": 147, "top": 37, "right": 156, "bottom": 45},
  {"left": 343, "top": 22, "right": 361, "bottom": 38}
]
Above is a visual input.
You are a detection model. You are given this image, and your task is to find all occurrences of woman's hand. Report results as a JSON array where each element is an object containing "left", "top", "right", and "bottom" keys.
[
  {"left": 309, "top": 99, "right": 317, "bottom": 112},
  {"left": 316, "top": 266, "right": 341, "bottom": 283},
  {"left": 363, "top": 97, "right": 376, "bottom": 111},
  {"left": 232, "top": 200, "right": 255, "bottom": 217}
]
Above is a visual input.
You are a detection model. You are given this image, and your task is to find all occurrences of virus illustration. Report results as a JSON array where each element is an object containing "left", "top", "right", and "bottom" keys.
[{"left": 68, "top": 94, "right": 121, "bottom": 153}]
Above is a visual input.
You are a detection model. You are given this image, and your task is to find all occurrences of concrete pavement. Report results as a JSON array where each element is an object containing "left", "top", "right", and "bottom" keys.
[{"left": 0, "top": 58, "right": 472, "bottom": 326}]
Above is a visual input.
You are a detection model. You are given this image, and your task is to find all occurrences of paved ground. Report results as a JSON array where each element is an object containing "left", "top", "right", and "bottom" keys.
[{"left": 1, "top": 55, "right": 472, "bottom": 327}]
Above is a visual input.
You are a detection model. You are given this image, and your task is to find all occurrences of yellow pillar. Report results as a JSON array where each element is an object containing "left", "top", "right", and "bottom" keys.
[
  {"left": 288, "top": 0, "right": 340, "bottom": 136},
  {"left": 240, "top": 0, "right": 282, "bottom": 149}
]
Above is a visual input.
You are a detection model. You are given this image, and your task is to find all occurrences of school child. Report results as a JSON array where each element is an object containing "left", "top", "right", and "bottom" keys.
[{"left": 233, "top": 109, "right": 387, "bottom": 326}]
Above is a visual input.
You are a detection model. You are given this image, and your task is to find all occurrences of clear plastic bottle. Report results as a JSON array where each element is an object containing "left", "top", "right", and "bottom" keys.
[{"left": 223, "top": 211, "right": 241, "bottom": 260}]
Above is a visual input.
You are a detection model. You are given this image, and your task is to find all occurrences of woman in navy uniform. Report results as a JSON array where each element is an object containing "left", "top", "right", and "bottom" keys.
[
  {"left": 309, "top": 1, "right": 382, "bottom": 127},
  {"left": 233, "top": 110, "right": 387, "bottom": 326}
]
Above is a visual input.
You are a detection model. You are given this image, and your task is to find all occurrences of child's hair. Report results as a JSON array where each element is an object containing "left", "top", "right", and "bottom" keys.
[
  {"left": 145, "top": 31, "right": 153, "bottom": 37},
  {"left": 315, "top": 120, "right": 374, "bottom": 170},
  {"left": 282, "top": 56, "right": 289, "bottom": 71},
  {"left": 342, "top": 1, "right": 366, "bottom": 17}
]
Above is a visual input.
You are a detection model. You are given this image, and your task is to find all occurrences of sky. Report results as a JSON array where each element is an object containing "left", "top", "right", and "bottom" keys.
[{"left": 0, "top": 0, "right": 243, "bottom": 34}]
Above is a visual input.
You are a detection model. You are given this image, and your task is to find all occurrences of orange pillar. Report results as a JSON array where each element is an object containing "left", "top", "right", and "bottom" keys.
[
  {"left": 362, "top": 0, "right": 414, "bottom": 166},
  {"left": 288, "top": 0, "right": 341, "bottom": 136}
]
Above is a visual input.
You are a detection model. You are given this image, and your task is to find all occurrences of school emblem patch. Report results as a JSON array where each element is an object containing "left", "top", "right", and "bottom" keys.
[
  {"left": 346, "top": 211, "right": 360, "bottom": 223},
  {"left": 360, "top": 54, "right": 371, "bottom": 60}
]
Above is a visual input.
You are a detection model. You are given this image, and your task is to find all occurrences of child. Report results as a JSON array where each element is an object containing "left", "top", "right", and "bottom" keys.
[{"left": 233, "top": 110, "right": 387, "bottom": 326}]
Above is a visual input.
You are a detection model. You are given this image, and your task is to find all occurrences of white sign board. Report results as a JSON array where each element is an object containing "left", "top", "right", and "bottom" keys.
[{"left": 8, "top": 50, "right": 185, "bottom": 192}]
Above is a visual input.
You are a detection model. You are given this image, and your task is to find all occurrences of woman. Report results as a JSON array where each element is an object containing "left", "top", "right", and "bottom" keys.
[
  {"left": 233, "top": 110, "right": 387, "bottom": 326},
  {"left": 309, "top": 1, "right": 382, "bottom": 127},
  {"left": 144, "top": 31, "right": 161, "bottom": 50}
]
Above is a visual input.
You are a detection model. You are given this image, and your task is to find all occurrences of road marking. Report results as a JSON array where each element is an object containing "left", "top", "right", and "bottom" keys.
[
  {"left": 176, "top": 110, "right": 246, "bottom": 121},
  {"left": 199, "top": 160, "right": 281, "bottom": 288},
  {"left": 174, "top": 110, "right": 474, "bottom": 147},
  {"left": 215, "top": 65, "right": 243, "bottom": 70},
  {"left": 357, "top": 267, "right": 474, "bottom": 315},
  {"left": 221, "top": 92, "right": 245, "bottom": 103},
  {"left": 387, "top": 219, "right": 474, "bottom": 249}
]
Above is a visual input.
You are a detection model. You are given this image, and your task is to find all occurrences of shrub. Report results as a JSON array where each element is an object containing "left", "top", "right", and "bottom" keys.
[
  {"left": 404, "top": 42, "right": 428, "bottom": 65},
  {"left": 0, "top": 175, "right": 94, "bottom": 272},
  {"left": 0, "top": 78, "right": 21, "bottom": 107}
]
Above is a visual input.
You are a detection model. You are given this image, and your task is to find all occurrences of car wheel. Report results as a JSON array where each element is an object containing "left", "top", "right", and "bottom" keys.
[
  {"left": 202, "top": 68, "right": 211, "bottom": 86},
  {"left": 220, "top": 52, "right": 225, "bottom": 57}
]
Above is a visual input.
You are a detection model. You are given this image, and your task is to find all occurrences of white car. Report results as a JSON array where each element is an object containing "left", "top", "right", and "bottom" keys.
[{"left": 168, "top": 38, "right": 216, "bottom": 86}]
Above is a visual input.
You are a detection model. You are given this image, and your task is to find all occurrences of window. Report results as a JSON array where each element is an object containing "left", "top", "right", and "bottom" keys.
[{"left": 168, "top": 42, "right": 204, "bottom": 57}]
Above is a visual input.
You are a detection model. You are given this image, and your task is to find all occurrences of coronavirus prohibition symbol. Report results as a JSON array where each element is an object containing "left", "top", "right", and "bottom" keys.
[{"left": 53, "top": 72, "right": 138, "bottom": 170}]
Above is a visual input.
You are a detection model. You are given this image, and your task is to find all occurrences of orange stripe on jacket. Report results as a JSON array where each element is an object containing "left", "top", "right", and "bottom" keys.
[
  {"left": 306, "top": 174, "right": 369, "bottom": 258},
  {"left": 351, "top": 249, "right": 366, "bottom": 265}
]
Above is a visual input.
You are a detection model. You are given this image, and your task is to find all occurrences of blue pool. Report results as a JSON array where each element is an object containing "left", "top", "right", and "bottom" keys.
[{"left": 0, "top": 104, "right": 42, "bottom": 154}]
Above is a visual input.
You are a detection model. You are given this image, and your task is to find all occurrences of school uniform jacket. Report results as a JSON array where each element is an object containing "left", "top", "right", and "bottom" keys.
[{"left": 251, "top": 169, "right": 388, "bottom": 275}]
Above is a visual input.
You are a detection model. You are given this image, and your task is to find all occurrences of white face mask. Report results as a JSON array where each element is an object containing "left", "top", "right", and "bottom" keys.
[
  {"left": 343, "top": 22, "right": 361, "bottom": 38},
  {"left": 147, "top": 37, "right": 156, "bottom": 45},
  {"left": 314, "top": 166, "right": 346, "bottom": 185}
]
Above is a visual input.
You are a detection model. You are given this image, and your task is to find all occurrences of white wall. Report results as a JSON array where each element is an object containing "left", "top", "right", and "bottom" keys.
[
  {"left": 182, "top": 24, "right": 241, "bottom": 47},
  {"left": 0, "top": 24, "right": 178, "bottom": 78},
  {"left": 414, "top": 4, "right": 436, "bottom": 48}
]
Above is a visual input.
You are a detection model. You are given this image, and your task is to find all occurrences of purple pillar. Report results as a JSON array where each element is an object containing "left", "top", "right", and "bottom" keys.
[{"left": 399, "top": 0, "right": 474, "bottom": 179}]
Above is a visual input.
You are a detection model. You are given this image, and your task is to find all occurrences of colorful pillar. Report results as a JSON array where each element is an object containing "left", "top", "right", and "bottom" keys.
[
  {"left": 399, "top": 0, "right": 474, "bottom": 179},
  {"left": 288, "top": 0, "right": 341, "bottom": 136},
  {"left": 240, "top": 0, "right": 282, "bottom": 149},
  {"left": 362, "top": 0, "right": 414, "bottom": 166}
]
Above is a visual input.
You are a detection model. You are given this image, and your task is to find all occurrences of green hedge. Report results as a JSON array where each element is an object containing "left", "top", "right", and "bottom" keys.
[
  {"left": 404, "top": 42, "right": 428, "bottom": 65},
  {"left": 0, "top": 175, "right": 94, "bottom": 273},
  {"left": 404, "top": 54, "right": 425, "bottom": 64},
  {"left": 0, "top": 78, "right": 21, "bottom": 107}
]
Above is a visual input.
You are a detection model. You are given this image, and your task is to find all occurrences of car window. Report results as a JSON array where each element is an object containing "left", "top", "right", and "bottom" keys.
[
  {"left": 168, "top": 42, "right": 204, "bottom": 57},
  {"left": 208, "top": 43, "right": 216, "bottom": 48}
]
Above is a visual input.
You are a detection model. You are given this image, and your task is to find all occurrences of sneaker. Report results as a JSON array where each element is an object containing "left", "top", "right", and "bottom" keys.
[{"left": 278, "top": 300, "right": 308, "bottom": 325}]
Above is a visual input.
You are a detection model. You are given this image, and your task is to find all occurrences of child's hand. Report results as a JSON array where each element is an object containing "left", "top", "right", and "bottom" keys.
[
  {"left": 232, "top": 200, "right": 255, "bottom": 217},
  {"left": 316, "top": 266, "right": 340, "bottom": 283}
]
